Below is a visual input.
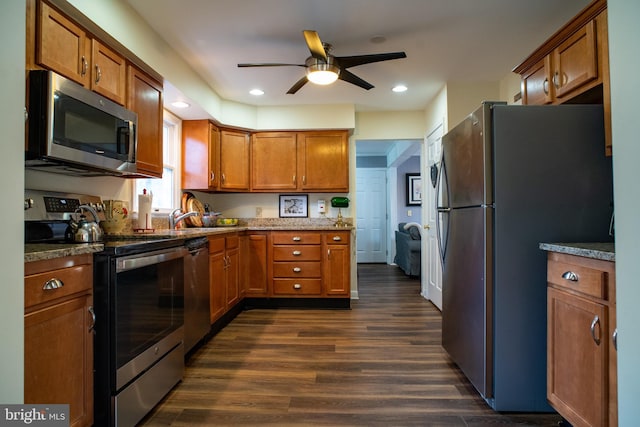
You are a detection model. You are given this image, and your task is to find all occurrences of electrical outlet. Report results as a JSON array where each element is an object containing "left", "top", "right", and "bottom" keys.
[
  {"left": 407, "top": 210, "right": 412, "bottom": 217},
  {"left": 318, "top": 199, "right": 326, "bottom": 214},
  {"left": 256, "top": 207, "right": 262, "bottom": 218}
]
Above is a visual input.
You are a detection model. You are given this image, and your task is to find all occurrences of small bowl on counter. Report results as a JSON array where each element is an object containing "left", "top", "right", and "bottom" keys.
[{"left": 215, "top": 218, "right": 238, "bottom": 227}]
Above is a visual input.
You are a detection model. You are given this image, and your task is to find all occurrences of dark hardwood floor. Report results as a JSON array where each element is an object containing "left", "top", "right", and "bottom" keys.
[{"left": 140, "top": 264, "right": 561, "bottom": 426}]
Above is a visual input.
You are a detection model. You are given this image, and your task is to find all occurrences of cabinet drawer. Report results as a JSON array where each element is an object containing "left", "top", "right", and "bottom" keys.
[
  {"left": 226, "top": 234, "right": 239, "bottom": 249},
  {"left": 272, "top": 232, "right": 321, "bottom": 245},
  {"left": 273, "top": 261, "right": 321, "bottom": 278},
  {"left": 547, "top": 259, "right": 607, "bottom": 299},
  {"left": 273, "top": 245, "right": 321, "bottom": 261},
  {"left": 25, "top": 264, "right": 93, "bottom": 309},
  {"left": 325, "top": 231, "right": 350, "bottom": 245},
  {"left": 273, "top": 279, "right": 322, "bottom": 295}
]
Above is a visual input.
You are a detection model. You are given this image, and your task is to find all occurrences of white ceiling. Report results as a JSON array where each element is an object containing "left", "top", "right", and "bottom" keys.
[{"left": 125, "top": 0, "right": 590, "bottom": 116}]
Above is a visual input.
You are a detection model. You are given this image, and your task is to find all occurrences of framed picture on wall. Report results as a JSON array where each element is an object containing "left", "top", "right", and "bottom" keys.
[
  {"left": 279, "top": 194, "right": 309, "bottom": 217},
  {"left": 406, "top": 173, "right": 422, "bottom": 206}
]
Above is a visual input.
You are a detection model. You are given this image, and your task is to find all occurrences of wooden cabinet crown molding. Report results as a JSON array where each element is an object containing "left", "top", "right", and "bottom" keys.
[{"left": 513, "top": 0, "right": 607, "bottom": 74}]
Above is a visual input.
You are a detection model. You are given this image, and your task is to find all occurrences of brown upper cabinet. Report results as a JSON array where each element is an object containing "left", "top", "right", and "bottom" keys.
[
  {"left": 127, "top": 65, "right": 164, "bottom": 177},
  {"left": 27, "top": 0, "right": 165, "bottom": 177},
  {"left": 220, "top": 129, "right": 251, "bottom": 191},
  {"left": 252, "top": 131, "right": 349, "bottom": 193},
  {"left": 36, "top": 1, "right": 126, "bottom": 105},
  {"left": 184, "top": 124, "right": 349, "bottom": 193},
  {"left": 297, "top": 131, "right": 349, "bottom": 192},
  {"left": 182, "top": 120, "right": 220, "bottom": 191},
  {"left": 514, "top": 0, "right": 611, "bottom": 155}
]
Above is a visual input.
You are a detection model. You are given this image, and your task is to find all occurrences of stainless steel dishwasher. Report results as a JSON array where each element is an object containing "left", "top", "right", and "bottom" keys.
[{"left": 184, "top": 237, "right": 210, "bottom": 354}]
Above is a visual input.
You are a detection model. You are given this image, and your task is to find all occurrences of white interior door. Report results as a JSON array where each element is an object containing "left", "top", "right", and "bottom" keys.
[
  {"left": 422, "top": 122, "right": 444, "bottom": 310},
  {"left": 356, "top": 168, "right": 387, "bottom": 263}
]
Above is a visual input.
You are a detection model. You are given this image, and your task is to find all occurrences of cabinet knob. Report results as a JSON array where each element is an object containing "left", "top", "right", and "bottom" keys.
[
  {"left": 293, "top": 283, "right": 302, "bottom": 290},
  {"left": 81, "top": 56, "right": 88, "bottom": 76},
  {"left": 292, "top": 236, "right": 302, "bottom": 241},
  {"left": 42, "top": 278, "right": 64, "bottom": 290},
  {"left": 293, "top": 267, "right": 302, "bottom": 273},
  {"left": 561, "top": 271, "right": 579, "bottom": 282},
  {"left": 292, "top": 250, "right": 302, "bottom": 256},
  {"left": 332, "top": 236, "right": 342, "bottom": 241}
]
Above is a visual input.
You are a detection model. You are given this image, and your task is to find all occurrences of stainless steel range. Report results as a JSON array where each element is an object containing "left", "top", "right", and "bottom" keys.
[{"left": 25, "top": 190, "right": 186, "bottom": 427}]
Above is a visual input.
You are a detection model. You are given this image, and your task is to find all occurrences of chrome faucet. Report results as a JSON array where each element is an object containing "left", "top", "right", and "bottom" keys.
[{"left": 169, "top": 208, "right": 199, "bottom": 229}]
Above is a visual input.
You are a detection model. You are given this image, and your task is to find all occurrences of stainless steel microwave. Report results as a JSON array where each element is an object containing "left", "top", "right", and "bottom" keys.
[{"left": 26, "top": 70, "right": 137, "bottom": 176}]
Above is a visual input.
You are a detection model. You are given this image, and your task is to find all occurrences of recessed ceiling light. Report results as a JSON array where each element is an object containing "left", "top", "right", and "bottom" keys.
[
  {"left": 392, "top": 85, "right": 408, "bottom": 93},
  {"left": 171, "top": 101, "right": 190, "bottom": 108},
  {"left": 250, "top": 89, "right": 265, "bottom": 96}
]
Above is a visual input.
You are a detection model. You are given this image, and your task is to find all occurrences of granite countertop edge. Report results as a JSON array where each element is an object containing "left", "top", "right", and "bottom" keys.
[
  {"left": 539, "top": 242, "right": 615, "bottom": 262},
  {"left": 25, "top": 224, "right": 355, "bottom": 262}
]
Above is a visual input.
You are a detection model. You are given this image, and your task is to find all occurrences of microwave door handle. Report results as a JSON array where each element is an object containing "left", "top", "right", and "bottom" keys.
[{"left": 117, "top": 125, "right": 128, "bottom": 155}]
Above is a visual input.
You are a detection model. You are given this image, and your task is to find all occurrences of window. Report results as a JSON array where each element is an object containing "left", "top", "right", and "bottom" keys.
[{"left": 133, "top": 110, "right": 181, "bottom": 213}]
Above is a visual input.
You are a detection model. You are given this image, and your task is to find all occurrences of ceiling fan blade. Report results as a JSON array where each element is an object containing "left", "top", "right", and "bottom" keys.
[
  {"left": 336, "top": 52, "right": 407, "bottom": 69},
  {"left": 238, "top": 63, "right": 305, "bottom": 67},
  {"left": 303, "top": 30, "right": 328, "bottom": 62},
  {"left": 338, "top": 69, "right": 374, "bottom": 90},
  {"left": 286, "top": 76, "right": 309, "bottom": 94}
]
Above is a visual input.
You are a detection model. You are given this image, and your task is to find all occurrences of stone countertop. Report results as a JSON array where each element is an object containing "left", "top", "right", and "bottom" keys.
[
  {"left": 539, "top": 242, "right": 615, "bottom": 262},
  {"left": 25, "top": 219, "right": 355, "bottom": 262},
  {"left": 25, "top": 243, "right": 104, "bottom": 263}
]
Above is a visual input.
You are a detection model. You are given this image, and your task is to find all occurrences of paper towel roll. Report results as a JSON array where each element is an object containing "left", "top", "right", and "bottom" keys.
[{"left": 137, "top": 190, "right": 153, "bottom": 229}]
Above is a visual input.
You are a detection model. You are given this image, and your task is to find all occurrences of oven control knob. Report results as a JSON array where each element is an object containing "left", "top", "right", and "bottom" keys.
[
  {"left": 24, "top": 198, "right": 34, "bottom": 210},
  {"left": 154, "top": 346, "right": 159, "bottom": 355}
]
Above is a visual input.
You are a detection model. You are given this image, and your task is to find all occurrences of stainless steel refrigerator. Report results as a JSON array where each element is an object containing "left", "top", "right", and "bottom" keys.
[{"left": 436, "top": 102, "right": 613, "bottom": 412}]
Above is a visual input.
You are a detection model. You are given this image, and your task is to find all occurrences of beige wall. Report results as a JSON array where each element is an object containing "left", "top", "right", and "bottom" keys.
[
  {"left": 446, "top": 81, "right": 501, "bottom": 130},
  {"left": 0, "top": 1, "right": 25, "bottom": 403},
  {"left": 354, "top": 111, "right": 426, "bottom": 140}
]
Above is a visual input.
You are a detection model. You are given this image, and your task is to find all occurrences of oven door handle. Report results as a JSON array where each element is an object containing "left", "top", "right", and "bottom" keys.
[{"left": 116, "top": 247, "right": 187, "bottom": 273}]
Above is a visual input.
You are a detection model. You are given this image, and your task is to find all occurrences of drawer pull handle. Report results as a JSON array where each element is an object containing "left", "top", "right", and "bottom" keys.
[
  {"left": 293, "top": 283, "right": 302, "bottom": 289},
  {"left": 292, "top": 250, "right": 302, "bottom": 256},
  {"left": 590, "top": 315, "right": 601, "bottom": 346},
  {"left": 293, "top": 267, "right": 302, "bottom": 273},
  {"left": 561, "top": 271, "right": 579, "bottom": 282},
  {"left": 88, "top": 306, "right": 96, "bottom": 333},
  {"left": 292, "top": 236, "right": 302, "bottom": 241},
  {"left": 333, "top": 236, "right": 342, "bottom": 241},
  {"left": 43, "top": 278, "right": 64, "bottom": 290}
]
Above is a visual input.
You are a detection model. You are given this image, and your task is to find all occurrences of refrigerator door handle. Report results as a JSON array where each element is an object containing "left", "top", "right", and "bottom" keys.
[{"left": 435, "top": 156, "right": 448, "bottom": 265}]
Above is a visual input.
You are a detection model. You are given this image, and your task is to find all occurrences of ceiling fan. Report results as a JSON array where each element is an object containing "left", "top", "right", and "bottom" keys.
[{"left": 237, "top": 30, "right": 407, "bottom": 94}]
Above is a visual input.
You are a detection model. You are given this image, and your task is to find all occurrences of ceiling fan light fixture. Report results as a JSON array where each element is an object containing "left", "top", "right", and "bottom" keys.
[{"left": 305, "top": 60, "right": 340, "bottom": 85}]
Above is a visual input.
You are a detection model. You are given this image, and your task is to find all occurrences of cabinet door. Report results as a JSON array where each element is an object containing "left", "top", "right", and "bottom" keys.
[
  {"left": 242, "top": 234, "right": 268, "bottom": 296},
  {"left": 324, "top": 242, "right": 350, "bottom": 296},
  {"left": 522, "top": 57, "right": 553, "bottom": 105},
  {"left": 37, "top": 1, "right": 90, "bottom": 86},
  {"left": 251, "top": 132, "right": 298, "bottom": 191},
  {"left": 209, "top": 124, "right": 221, "bottom": 189},
  {"left": 547, "top": 287, "right": 608, "bottom": 427},
  {"left": 209, "top": 238, "right": 226, "bottom": 323},
  {"left": 91, "top": 40, "right": 126, "bottom": 105},
  {"left": 25, "top": 294, "right": 93, "bottom": 427},
  {"left": 298, "top": 131, "right": 349, "bottom": 192},
  {"left": 128, "top": 66, "right": 163, "bottom": 177},
  {"left": 552, "top": 20, "right": 598, "bottom": 100},
  {"left": 220, "top": 130, "right": 250, "bottom": 191},
  {"left": 226, "top": 246, "right": 240, "bottom": 308}
]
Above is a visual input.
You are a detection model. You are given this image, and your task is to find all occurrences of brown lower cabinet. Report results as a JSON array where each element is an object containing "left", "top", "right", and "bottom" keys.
[
  {"left": 208, "top": 233, "right": 239, "bottom": 323},
  {"left": 546, "top": 251, "right": 616, "bottom": 427},
  {"left": 24, "top": 254, "right": 94, "bottom": 427}
]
